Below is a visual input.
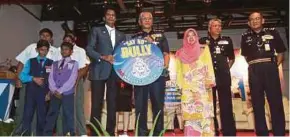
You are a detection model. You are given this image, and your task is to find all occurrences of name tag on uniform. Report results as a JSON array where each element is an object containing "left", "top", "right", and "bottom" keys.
[
  {"left": 262, "top": 35, "right": 274, "bottom": 40},
  {"left": 215, "top": 47, "right": 221, "bottom": 54},
  {"left": 45, "top": 66, "right": 51, "bottom": 73},
  {"left": 153, "top": 41, "right": 159, "bottom": 45},
  {"left": 218, "top": 40, "right": 229, "bottom": 45},
  {"left": 67, "top": 63, "right": 74, "bottom": 70},
  {"left": 264, "top": 44, "right": 271, "bottom": 51}
]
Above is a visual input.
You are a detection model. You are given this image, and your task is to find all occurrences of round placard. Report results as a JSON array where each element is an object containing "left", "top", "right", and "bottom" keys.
[{"left": 113, "top": 38, "right": 164, "bottom": 86}]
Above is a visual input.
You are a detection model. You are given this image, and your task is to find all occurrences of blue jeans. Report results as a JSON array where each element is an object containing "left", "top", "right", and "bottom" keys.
[{"left": 43, "top": 93, "right": 75, "bottom": 136}]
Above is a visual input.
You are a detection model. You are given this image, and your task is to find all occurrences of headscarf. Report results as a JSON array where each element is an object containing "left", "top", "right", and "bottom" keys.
[{"left": 175, "top": 28, "right": 201, "bottom": 64}]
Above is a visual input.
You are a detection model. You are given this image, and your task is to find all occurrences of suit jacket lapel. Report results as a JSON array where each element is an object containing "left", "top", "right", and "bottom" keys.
[{"left": 101, "top": 26, "right": 113, "bottom": 48}]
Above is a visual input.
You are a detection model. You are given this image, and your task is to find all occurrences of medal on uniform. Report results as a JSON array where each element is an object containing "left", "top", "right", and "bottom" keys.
[
  {"left": 215, "top": 47, "right": 221, "bottom": 54},
  {"left": 264, "top": 44, "right": 270, "bottom": 51}
]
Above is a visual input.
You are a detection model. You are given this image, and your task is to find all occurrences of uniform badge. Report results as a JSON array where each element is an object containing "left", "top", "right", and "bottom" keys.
[
  {"left": 153, "top": 41, "right": 159, "bottom": 45},
  {"left": 206, "top": 40, "right": 210, "bottom": 45},
  {"left": 215, "top": 47, "right": 221, "bottom": 54},
  {"left": 152, "top": 34, "right": 162, "bottom": 41},
  {"left": 151, "top": 34, "right": 156, "bottom": 40},
  {"left": 264, "top": 44, "right": 271, "bottom": 51},
  {"left": 246, "top": 36, "right": 252, "bottom": 43},
  {"left": 152, "top": 34, "right": 162, "bottom": 38},
  {"left": 262, "top": 35, "right": 273, "bottom": 40},
  {"left": 218, "top": 40, "right": 229, "bottom": 45}
]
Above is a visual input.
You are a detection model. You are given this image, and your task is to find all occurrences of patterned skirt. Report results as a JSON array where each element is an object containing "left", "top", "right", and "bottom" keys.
[
  {"left": 184, "top": 118, "right": 214, "bottom": 136},
  {"left": 181, "top": 89, "right": 214, "bottom": 136}
]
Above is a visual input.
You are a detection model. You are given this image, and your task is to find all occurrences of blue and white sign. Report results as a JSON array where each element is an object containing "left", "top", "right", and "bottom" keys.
[
  {"left": 165, "top": 80, "right": 181, "bottom": 110},
  {"left": 113, "top": 38, "right": 164, "bottom": 86},
  {"left": 0, "top": 79, "right": 15, "bottom": 121}
]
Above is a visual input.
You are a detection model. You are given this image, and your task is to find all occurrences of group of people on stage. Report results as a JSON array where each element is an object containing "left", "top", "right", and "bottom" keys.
[
  {"left": 12, "top": 5, "right": 286, "bottom": 136},
  {"left": 14, "top": 30, "right": 89, "bottom": 136},
  {"left": 176, "top": 12, "right": 286, "bottom": 136}
]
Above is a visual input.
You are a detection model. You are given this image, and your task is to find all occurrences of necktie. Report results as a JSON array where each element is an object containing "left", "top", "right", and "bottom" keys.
[
  {"left": 39, "top": 59, "right": 44, "bottom": 67},
  {"left": 59, "top": 59, "right": 65, "bottom": 69},
  {"left": 39, "top": 59, "right": 45, "bottom": 78}
]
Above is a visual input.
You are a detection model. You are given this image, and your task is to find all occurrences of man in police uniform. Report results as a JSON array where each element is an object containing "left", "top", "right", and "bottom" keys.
[
  {"left": 199, "top": 18, "right": 236, "bottom": 136},
  {"left": 241, "top": 12, "right": 286, "bottom": 136},
  {"left": 132, "top": 11, "right": 170, "bottom": 136}
]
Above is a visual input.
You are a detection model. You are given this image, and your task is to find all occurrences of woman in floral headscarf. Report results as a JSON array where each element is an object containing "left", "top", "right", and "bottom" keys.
[{"left": 175, "top": 28, "right": 216, "bottom": 136}]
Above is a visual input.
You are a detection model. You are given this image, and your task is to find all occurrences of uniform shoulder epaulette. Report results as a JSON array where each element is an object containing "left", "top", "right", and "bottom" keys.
[
  {"left": 135, "top": 31, "right": 143, "bottom": 35},
  {"left": 151, "top": 30, "right": 164, "bottom": 38},
  {"left": 263, "top": 27, "right": 275, "bottom": 31},
  {"left": 242, "top": 30, "right": 251, "bottom": 36},
  {"left": 132, "top": 31, "right": 143, "bottom": 37},
  {"left": 221, "top": 36, "right": 230, "bottom": 39},
  {"left": 200, "top": 37, "right": 208, "bottom": 40},
  {"left": 153, "top": 29, "right": 164, "bottom": 33},
  {"left": 199, "top": 37, "right": 208, "bottom": 44}
]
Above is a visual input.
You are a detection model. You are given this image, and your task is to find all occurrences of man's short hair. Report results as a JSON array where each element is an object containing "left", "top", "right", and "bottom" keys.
[
  {"left": 138, "top": 11, "right": 153, "bottom": 21},
  {"left": 208, "top": 18, "right": 222, "bottom": 31},
  {"left": 63, "top": 32, "right": 76, "bottom": 41},
  {"left": 36, "top": 40, "right": 50, "bottom": 49},
  {"left": 248, "top": 11, "right": 264, "bottom": 20},
  {"left": 39, "top": 28, "right": 53, "bottom": 37},
  {"left": 61, "top": 42, "right": 74, "bottom": 50},
  {"left": 104, "top": 6, "right": 117, "bottom": 16}
]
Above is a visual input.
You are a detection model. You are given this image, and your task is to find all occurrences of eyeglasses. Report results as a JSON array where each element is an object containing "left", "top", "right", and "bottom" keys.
[{"left": 141, "top": 17, "right": 153, "bottom": 21}]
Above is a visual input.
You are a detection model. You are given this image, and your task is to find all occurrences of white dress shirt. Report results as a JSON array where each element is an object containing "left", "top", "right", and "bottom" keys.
[
  {"left": 57, "top": 44, "right": 90, "bottom": 69},
  {"left": 105, "top": 24, "right": 116, "bottom": 49},
  {"left": 15, "top": 43, "right": 59, "bottom": 64}
]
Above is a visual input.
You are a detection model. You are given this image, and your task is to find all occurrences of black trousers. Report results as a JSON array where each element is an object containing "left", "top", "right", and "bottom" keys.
[
  {"left": 248, "top": 62, "right": 285, "bottom": 136},
  {"left": 212, "top": 85, "right": 236, "bottom": 136},
  {"left": 134, "top": 77, "right": 165, "bottom": 136},
  {"left": 90, "top": 71, "right": 119, "bottom": 136}
]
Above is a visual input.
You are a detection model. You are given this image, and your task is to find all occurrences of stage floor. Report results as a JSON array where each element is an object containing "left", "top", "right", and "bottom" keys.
[{"left": 88, "top": 129, "right": 290, "bottom": 136}]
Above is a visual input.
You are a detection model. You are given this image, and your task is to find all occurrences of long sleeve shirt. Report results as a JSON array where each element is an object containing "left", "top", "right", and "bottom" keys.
[
  {"left": 48, "top": 57, "right": 78, "bottom": 95},
  {"left": 19, "top": 56, "right": 48, "bottom": 83}
]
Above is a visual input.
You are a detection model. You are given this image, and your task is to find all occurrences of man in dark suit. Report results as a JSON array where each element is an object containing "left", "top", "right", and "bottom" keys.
[{"left": 86, "top": 7, "right": 126, "bottom": 136}]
